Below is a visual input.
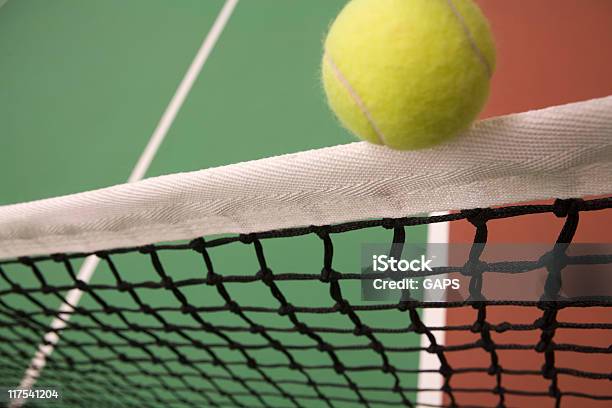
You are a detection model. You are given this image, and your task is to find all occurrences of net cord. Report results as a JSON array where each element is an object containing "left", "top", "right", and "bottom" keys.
[{"left": 0, "top": 96, "right": 610, "bottom": 261}]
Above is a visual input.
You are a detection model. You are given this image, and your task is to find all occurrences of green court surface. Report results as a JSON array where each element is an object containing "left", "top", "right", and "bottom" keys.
[{"left": 0, "top": 1, "right": 429, "bottom": 407}]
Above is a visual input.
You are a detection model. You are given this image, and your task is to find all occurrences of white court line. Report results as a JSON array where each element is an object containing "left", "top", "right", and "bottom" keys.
[
  {"left": 128, "top": 0, "right": 239, "bottom": 182},
  {"left": 416, "top": 212, "right": 450, "bottom": 408},
  {"left": 11, "top": 0, "right": 239, "bottom": 405}
]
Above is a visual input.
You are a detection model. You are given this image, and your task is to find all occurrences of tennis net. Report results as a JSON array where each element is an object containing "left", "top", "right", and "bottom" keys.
[
  {"left": 0, "top": 197, "right": 611, "bottom": 407},
  {"left": 1, "top": 97, "right": 611, "bottom": 407}
]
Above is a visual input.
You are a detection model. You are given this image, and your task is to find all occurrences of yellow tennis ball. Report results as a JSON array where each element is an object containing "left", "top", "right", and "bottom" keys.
[{"left": 322, "top": 0, "right": 496, "bottom": 150}]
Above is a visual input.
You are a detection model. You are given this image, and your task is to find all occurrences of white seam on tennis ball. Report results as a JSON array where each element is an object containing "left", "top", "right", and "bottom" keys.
[
  {"left": 324, "top": 53, "right": 387, "bottom": 145},
  {"left": 446, "top": 0, "right": 492, "bottom": 78}
]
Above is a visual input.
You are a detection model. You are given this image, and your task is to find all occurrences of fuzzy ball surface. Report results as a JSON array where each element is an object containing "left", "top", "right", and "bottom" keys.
[{"left": 322, "top": 0, "right": 496, "bottom": 150}]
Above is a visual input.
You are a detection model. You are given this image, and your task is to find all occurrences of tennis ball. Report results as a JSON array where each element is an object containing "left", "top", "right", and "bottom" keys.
[{"left": 322, "top": 0, "right": 496, "bottom": 150}]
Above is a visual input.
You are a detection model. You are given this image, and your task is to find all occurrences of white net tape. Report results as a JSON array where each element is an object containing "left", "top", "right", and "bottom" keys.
[{"left": 1, "top": 96, "right": 611, "bottom": 259}]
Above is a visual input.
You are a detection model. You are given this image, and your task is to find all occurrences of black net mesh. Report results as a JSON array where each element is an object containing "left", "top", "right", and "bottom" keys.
[{"left": 0, "top": 197, "right": 611, "bottom": 408}]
